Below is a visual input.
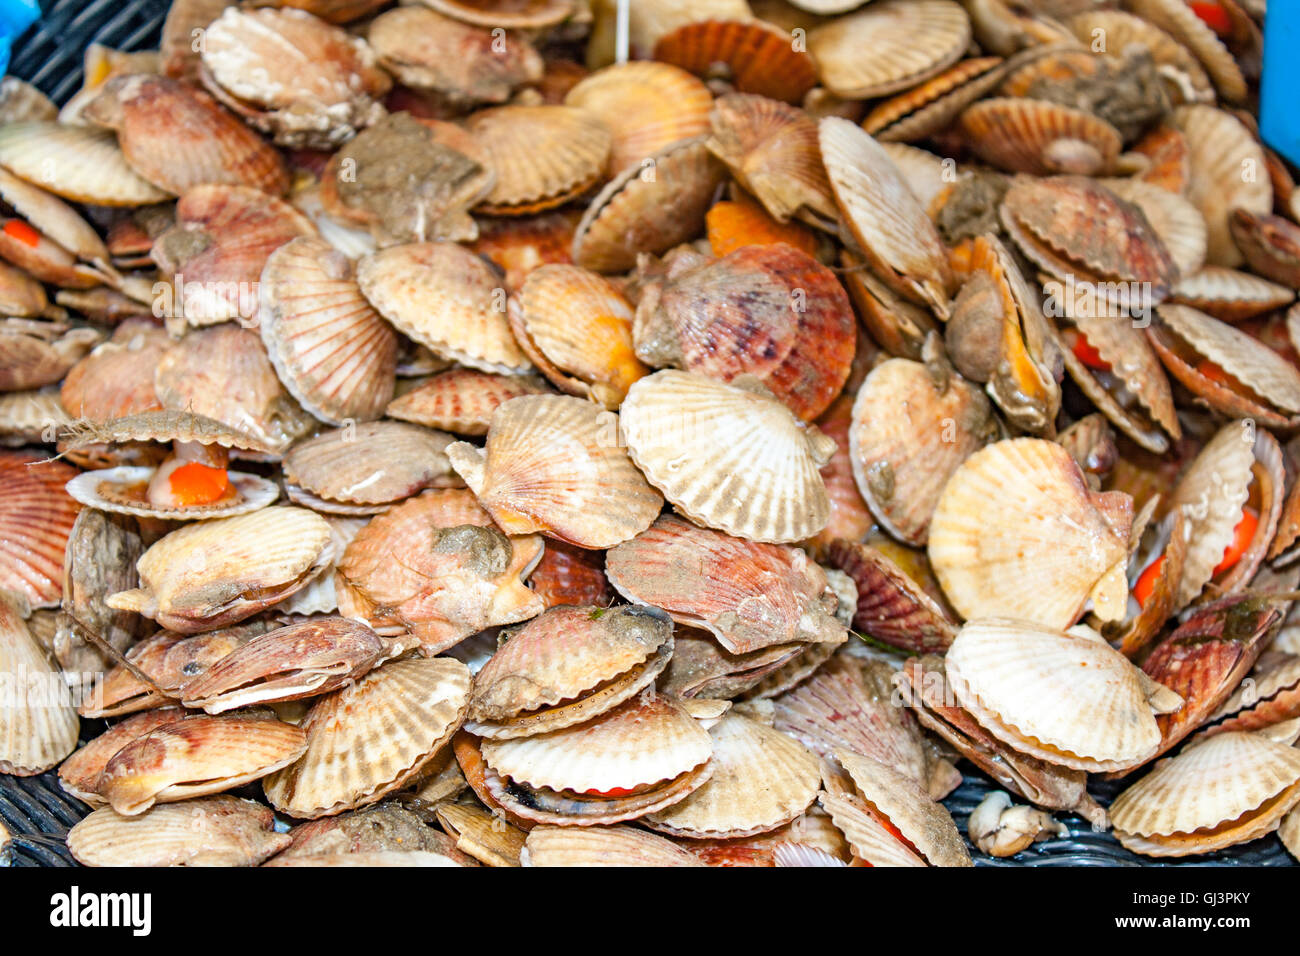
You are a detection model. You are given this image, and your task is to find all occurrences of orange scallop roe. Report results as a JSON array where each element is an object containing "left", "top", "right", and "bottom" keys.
[
  {"left": 168, "top": 461, "right": 230, "bottom": 506},
  {"left": 3, "top": 219, "right": 42, "bottom": 248},
  {"left": 706, "top": 195, "right": 818, "bottom": 258}
]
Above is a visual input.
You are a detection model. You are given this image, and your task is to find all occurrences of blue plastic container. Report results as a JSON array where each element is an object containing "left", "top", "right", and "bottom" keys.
[{"left": 1261, "top": 1, "right": 1300, "bottom": 167}]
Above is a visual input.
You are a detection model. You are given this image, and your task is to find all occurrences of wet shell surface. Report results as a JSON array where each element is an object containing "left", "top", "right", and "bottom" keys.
[
  {"left": 263, "top": 657, "right": 472, "bottom": 819},
  {"left": 619, "top": 370, "right": 834, "bottom": 544},
  {"left": 928, "top": 438, "right": 1132, "bottom": 629},
  {"left": 106, "top": 506, "right": 332, "bottom": 633},
  {"left": 385, "top": 368, "right": 549, "bottom": 436},
  {"left": 0, "top": 451, "right": 80, "bottom": 609},
  {"left": 1109, "top": 732, "right": 1300, "bottom": 857},
  {"left": 605, "top": 515, "right": 846, "bottom": 655},
  {"left": 945, "top": 619, "right": 1165, "bottom": 773},
  {"left": 357, "top": 242, "right": 532, "bottom": 374},
  {"left": 643, "top": 712, "right": 820, "bottom": 839},
  {"left": 448, "top": 394, "right": 662, "bottom": 548},
  {"left": 258, "top": 236, "right": 398, "bottom": 425},
  {"left": 284, "top": 421, "right": 457, "bottom": 508}
]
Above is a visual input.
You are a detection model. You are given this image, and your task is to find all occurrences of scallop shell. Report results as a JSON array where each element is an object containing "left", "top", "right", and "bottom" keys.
[
  {"left": 386, "top": 368, "right": 549, "bottom": 436},
  {"left": 0, "top": 595, "right": 78, "bottom": 775},
  {"left": 84, "top": 74, "right": 288, "bottom": 196},
  {"left": 66, "top": 465, "right": 279, "bottom": 520},
  {"left": 106, "top": 505, "right": 332, "bottom": 633},
  {"left": 60, "top": 322, "right": 169, "bottom": 422},
  {"left": 1110, "top": 732, "right": 1300, "bottom": 856},
  {"left": 521, "top": 824, "right": 704, "bottom": 866},
  {"left": 258, "top": 236, "right": 397, "bottom": 425},
  {"left": 334, "top": 489, "right": 545, "bottom": 654},
  {"left": 836, "top": 750, "right": 972, "bottom": 866},
  {"left": 653, "top": 19, "right": 818, "bottom": 104},
  {"left": 98, "top": 713, "right": 309, "bottom": 815},
  {"left": 606, "top": 515, "right": 845, "bottom": 655},
  {"left": 481, "top": 693, "right": 713, "bottom": 795},
  {"left": 620, "top": 370, "right": 834, "bottom": 544},
  {"left": 0, "top": 387, "right": 70, "bottom": 445},
  {"left": 946, "top": 619, "right": 1164, "bottom": 773},
  {"left": 435, "top": 802, "right": 526, "bottom": 867},
  {"left": 863, "top": 57, "right": 1005, "bottom": 144},
  {"left": 826, "top": 539, "right": 957, "bottom": 653},
  {"left": 67, "top": 796, "right": 292, "bottom": 867},
  {"left": 1065, "top": 10, "right": 1213, "bottom": 104},
  {"left": 0, "top": 451, "right": 80, "bottom": 610},
  {"left": 804, "top": 396, "right": 873, "bottom": 555},
  {"left": 263, "top": 657, "right": 472, "bottom": 819},
  {"left": 59, "top": 707, "right": 188, "bottom": 804},
  {"left": 155, "top": 324, "right": 315, "bottom": 456},
  {"left": 1230, "top": 209, "right": 1300, "bottom": 288},
  {"left": 357, "top": 241, "right": 532, "bottom": 374},
  {"left": 468, "top": 105, "right": 612, "bottom": 215},
  {"left": 960, "top": 98, "right": 1122, "bottom": 176},
  {"left": 471, "top": 209, "right": 581, "bottom": 291},
  {"left": 643, "top": 712, "right": 820, "bottom": 839},
  {"left": 849, "top": 357, "right": 992, "bottom": 546},
  {"left": 773, "top": 656, "right": 927, "bottom": 784},
  {"left": 421, "top": 0, "right": 573, "bottom": 29},
  {"left": 527, "top": 539, "right": 610, "bottom": 609},
  {"left": 817, "top": 789, "right": 926, "bottom": 866},
  {"left": 572, "top": 137, "right": 726, "bottom": 274},
  {"left": 284, "top": 422, "right": 457, "bottom": 508},
  {"left": 633, "top": 244, "right": 855, "bottom": 422},
  {"left": 706, "top": 93, "right": 838, "bottom": 228},
  {"left": 1127, "top": 0, "right": 1246, "bottom": 104},
  {"left": 515, "top": 264, "right": 647, "bottom": 408},
  {"left": 820, "top": 117, "right": 953, "bottom": 317},
  {"left": 564, "top": 61, "right": 711, "bottom": 177},
  {"left": 807, "top": 0, "right": 972, "bottom": 99},
  {"left": 448, "top": 394, "right": 662, "bottom": 549},
  {"left": 0, "top": 122, "right": 171, "bottom": 206},
  {"left": 1172, "top": 266, "right": 1294, "bottom": 323},
  {"left": 1169, "top": 105, "right": 1271, "bottom": 268},
  {"left": 60, "top": 409, "right": 277, "bottom": 456},
  {"left": 466, "top": 603, "right": 672, "bottom": 736},
  {"left": 660, "top": 630, "right": 806, "bottom": 701},
  {"left": 1100, "top": 178, "right": 1206, "bottom": 278},
  {"left": 705, "top": 192, "right": 820, "bottom": 259},
  {"left": 928, "top": 438, "right": 1133, "bottom": 628},
  {"left": 1207, "top": 652, "right": 1300, "bottom": 737}
]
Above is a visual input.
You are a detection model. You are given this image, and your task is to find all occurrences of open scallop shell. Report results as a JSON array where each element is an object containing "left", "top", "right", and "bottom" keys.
[
  {"left": 928, "top": 438, "right": 1133, "bottom": 628},
  {"left": 66, "top": 465, "right": 278, "bottom": 520},
  {"left": 0, "top": 451, "right": 80, "bottom": 610},
  {"left": 849, "top": 357, "right": 992, "bottom": 545},
  {"left": 466, "top": 604, "right": 673, "bottom": 737},
  {"left": 468, "top": 105, "right": 612, "bottom": 215},
  {"left": 84, "top": 74, "right": 288, "bottom": 196},
  {"left": 563, "top": 61, "right": 711, "bottom": 176},
  {"left": 60, "top": 410, "right": 277, "bottom": 457},
  {"left": 357, "top": 241, "right": 532, "bottom": 374},
  {"left": 606, "top": 515, "right": 845, "bottom": 655},
  {"left": 807, "top": 0, "right": 971, "bottom": 99},
  {"left": 527, "top": 539, "right": 610, "bottom": 609},
  {"left": 258, "top": 236, "right": 397, "bottom": 425},
  {"left": 334, "top": 489, "right": 544, "bottom": 654},
  {"left": 960, "top": 98, "right": 1122, "bottom": 177},
  {"left": 284, "top": 421, "right": 457, "bottom": 508},
  {"left": 1169, "top": 105, "right": 1271, "bottom": 268},
  {"left": 59, "top": 708, "right": 189, "bottom": 804},
  {"left": 821, "top": 117, "right": 953, "bottom": 317},
  {"left": 106, "top": 505, "right": 332, "bottom": 633},
  {"left": 1110, "top": 732, "right": 1300, "bottom": 857},
  {"left": 706, "top": 93, "right": 838, "bottom": 228},
  {"left": 67, "top": 796, "right": 292, "bottom": 867},
  {"left": 653, "top": 19, "right": 817, "bottom": 104},
  {"left": 572, "top": 137, "right": 726, "bottom": 274},
  {"left": 643, "top": 712, "right": 820, "bottom": 839},
  {"left": 98, "top": 713, "right": 309, "bottom": 815},
  {"left": 1172, "top": 266, "right": 1295, "bottom": 322},
  {"left": 817, "top": 789, "right": 926, "bottom": 867},
  {"left": 826, "top": 539, "right": 958, "bottom": 653},
  {"left": 448, "top": 394, "right": 662, "bottom": 548},
  {"left": 660, "top": 629, "right": 806, "bottom": 701},
  {"left": 0, "top": 122, "right": 171, "bottom": 206},
  {"left": 386, "top": 368, "right": 549, "bottom": 436},
  {"left": 0, "top": 594, "right": 78, "bottom": 775},
  {"left": 946, "top": 619, "right": 1165, "bottom": 773},
  {"left": 263, "top": 657, "right": 472, "bottom": 819},
  {"left": 620, "top": 370, "right": 834, "bottom": 544},
  {"left": 633, "top": 244, "right": 855, "bottom": 422},
  {"left": 515, "top": 264, "right": 647, "bottom": 408},
  {"left": 521, "top": 824, "right": 704, "bottom": 866},
  {"left": 864, "top": 56, "right": 1005, "bottom": 144}
]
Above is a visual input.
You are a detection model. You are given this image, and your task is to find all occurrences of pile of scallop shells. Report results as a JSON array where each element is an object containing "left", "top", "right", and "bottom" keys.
[{"left": 3, "top": 0, "right": 1300, "bottom": 867}]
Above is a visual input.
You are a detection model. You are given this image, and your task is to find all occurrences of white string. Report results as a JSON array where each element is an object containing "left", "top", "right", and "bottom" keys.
[{"left": 615, "top": 0, "right": 630, "bottom": 63}]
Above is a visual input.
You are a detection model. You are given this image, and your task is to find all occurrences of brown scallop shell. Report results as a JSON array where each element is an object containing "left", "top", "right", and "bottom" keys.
[
  {"left": 468, "top": 105, "right": 612, "bottom": 215},
  {"left": 60, "top": 322, "right": 168, "bottom": 421},
  {"left": 572, "top": 137, "right": 726, "bottom": 274},
  {"left": 59, "top": 707, "right": 188, "bottom": 804},
  {"left": 660, "top": 629, "right": 806, "bottom": 701},
  {"left": 826, "top": 539, "right": 957, "bottom": 653},
  {"left": 263, "top": 657, "right": 472, "bottom": 819},
  {"left": 863, "top": 57, "right": 1004, "bottom": 144},
  {"left": 653, "top": 19, "right": 817, "bottom": 104},
  {"left": 83, "top": 74, "right": 288, "bottom": 196},
  {"left": 284, "top": 421, "right": 457, "bottom": 508},
  {"left": 470, "top": 209, "right": 581, "bottom": 291},
  {"left": 804, "top": 396, "right": 873, "bottom": 556},
  {"left": 257, "top": 236, "right": 397, "bottom": 425},
  {"left": 1229, "top": 209, "right": 1300, "bottom": 288},
  {"left": 386, "top": 368, "right": 549, "bottom": 436},
  {"left": 706, "top": 93, "right": 838, "bottom": 228},
  {"left": 0, "top": 451, "right": 80, "bottom": 610},
  {"left": 527, "top": 539, "right": 611, "bottom": 609},
  {"left": 632, "top": 244, "right": 855, "bottom": 422},
  {"left": 357, "top": 241, "right": 532, "bottom": 374},
  {"left": 605, "top": 515, "right": 845, "bottom": 655},
  {"left": 960, "top": 98, "right": 1122, "bottom": 177},
  {"left": 98, "top": 712, "right": 308, "bottom": 815},
  {"left": 564, "top": 61, "right": 711, "bottom": 177},
  {"left": 1171, "top": 266, "right": 1294, "bottom": 323},
  {"left": 334, "top": 489, "right": 544, "bottom": 653}
]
